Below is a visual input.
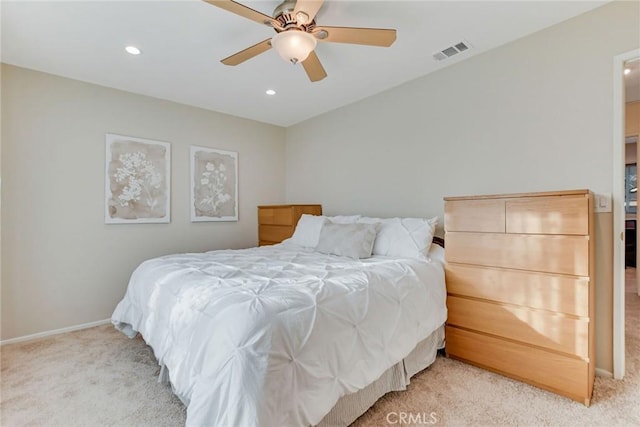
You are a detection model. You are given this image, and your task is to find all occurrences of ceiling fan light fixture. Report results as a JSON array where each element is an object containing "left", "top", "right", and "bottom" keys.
[{"left": 271, "top": 30, "right": 317, "bottom": 64}]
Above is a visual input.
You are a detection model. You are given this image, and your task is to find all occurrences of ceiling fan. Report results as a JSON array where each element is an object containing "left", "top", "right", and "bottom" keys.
[{"left": 204, "top": 0, "right": 397, "bottom": 82}]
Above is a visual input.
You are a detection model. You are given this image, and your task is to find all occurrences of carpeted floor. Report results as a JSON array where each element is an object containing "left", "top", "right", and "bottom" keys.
[{"left": 2, "top": 275, "right": 639, "bottom": 426}]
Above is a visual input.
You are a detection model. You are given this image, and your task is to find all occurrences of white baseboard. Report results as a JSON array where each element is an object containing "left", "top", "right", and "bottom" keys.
[
  {"left": 595, "top": 367, "right": 613, "bottom": 378},
  {"left": 0, "top": 319, "right": 111, "bottom": 346}
]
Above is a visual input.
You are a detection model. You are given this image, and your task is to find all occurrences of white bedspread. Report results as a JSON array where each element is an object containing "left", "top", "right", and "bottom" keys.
[{"left": 112, "top": 244, "right": 447, "bottom": 427}]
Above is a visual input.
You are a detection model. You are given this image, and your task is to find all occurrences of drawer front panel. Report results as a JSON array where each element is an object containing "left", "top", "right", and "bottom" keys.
[
  {"left": 446, "top": 326, "right": 588, "bottom": 400},
  {"left": 292, "top": 205, "right": 323, "bottom": 220},
  {"left": 445, "top": 199, "right": 505, "bottom": 233},
  {"left": 258, "top": 207, "right": 294, "bottom": 226},
  {"left": 447, "top": 296, "right": 589, "bottom": 358},
  {"left": 506, "top": 196, "right": 589, "bottom": 235},
  {"left": 258, "top": 225, "right": 293, "bottom": 243},
  {"left": 445, "top": 232, "right": 589, "bottom": 276},
  {"left": 445, "top": 264, "right": 589, "bottom": 317}
]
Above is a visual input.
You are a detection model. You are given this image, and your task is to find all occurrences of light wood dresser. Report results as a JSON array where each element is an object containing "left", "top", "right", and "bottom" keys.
[
  {"left": 444, "top": 190, "right": 594, "bottom": 406},
  {"left": 257, "top": 204, "right": 322, "bottom": 246}
]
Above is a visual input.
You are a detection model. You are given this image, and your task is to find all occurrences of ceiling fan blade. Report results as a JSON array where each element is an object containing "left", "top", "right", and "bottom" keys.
[
  {"left": 203, "top": 0, "right": 281, "bottom": 29},
  {"left": 314, "top": 26, "right": 396, "bottom": 47},
  {"left": 293, "top": 0, "right": 324, "bottom": 24},
  {"left": 221, "top": 38, "right": 272, "bottom": 66},
  {"left": 302, "top": 51, "right": 327, "bottom": 82}
]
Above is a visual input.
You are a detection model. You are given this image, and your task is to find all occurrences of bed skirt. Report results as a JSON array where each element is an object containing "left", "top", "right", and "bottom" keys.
[
  {"left": 317, "top": 324, "right": 445, "bottom": 427},
  {"left": 154, "top": 324, "right": 445, "bottom": 426}
]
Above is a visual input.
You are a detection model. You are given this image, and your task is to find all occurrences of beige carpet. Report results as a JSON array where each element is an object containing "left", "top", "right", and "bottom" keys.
[{"left": 2, "top": 288, "right": 639, "bottom": 426}]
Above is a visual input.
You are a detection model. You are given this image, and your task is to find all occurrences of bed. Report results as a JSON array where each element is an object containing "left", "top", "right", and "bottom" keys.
[{"left": 112, "top": 215, "right": 447, "bottom": 426}]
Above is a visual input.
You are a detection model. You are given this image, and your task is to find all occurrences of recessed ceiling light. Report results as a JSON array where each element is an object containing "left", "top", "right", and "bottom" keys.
[
  {"left": 265, "top": 89, "right": 276, "bottom": 96},
  {"left": 125, "top": 46, "right": 141, "bottom": 55},
  {"left": 624, "top": 68, "right": 631, "bottom": 75}
]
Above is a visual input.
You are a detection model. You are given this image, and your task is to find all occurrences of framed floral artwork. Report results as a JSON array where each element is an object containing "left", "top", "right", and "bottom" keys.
[
  {"left": 105, "top": 134, "right": 171, "bottom": 224},
  {"left": 190, "top": 146, "right": 238, "bottom": 222}
]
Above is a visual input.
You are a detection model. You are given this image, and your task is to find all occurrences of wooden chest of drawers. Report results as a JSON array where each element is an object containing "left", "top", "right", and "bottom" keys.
[
  {"left": 444, "top": 190, "right": 594, "bottom": 406},
  {"left": 257, "top": 204, "right": 322, "bottom": 246}
]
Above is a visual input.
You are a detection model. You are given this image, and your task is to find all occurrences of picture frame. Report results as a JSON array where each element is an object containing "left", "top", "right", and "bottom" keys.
[
  {"left": 190, "top": 145, "right": 238, "bottom": 222},
  {"left": 105, "top": 133, "right": 171, "bottom": 224}
]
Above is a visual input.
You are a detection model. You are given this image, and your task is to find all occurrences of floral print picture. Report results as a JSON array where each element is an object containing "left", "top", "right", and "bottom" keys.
[
  {"left": 191, "top": 146, "right": 238, "bottom": 222},
  {"left": 105, "top": 134, "right": 171, "bottom": 224}
]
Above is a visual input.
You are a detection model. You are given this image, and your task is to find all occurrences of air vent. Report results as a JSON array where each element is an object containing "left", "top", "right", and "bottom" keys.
[{"left": 432, "top": 41, "right": 471, "bottom": 61}]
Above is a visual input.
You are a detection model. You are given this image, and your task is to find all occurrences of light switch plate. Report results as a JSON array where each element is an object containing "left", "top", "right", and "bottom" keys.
[{"left": 595, "top": 193, "right": 612, "bottom": 213}]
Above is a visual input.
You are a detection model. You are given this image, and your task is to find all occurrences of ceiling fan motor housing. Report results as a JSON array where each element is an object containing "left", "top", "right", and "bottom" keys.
[
  {"left": 273, "top": 1, "right": 296, "bottom": 20},
  {"left": 273, "top": 0, "right": 315, "bottom": 32}
]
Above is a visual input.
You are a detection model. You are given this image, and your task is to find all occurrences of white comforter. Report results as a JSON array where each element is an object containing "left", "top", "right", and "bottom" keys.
[{"left": 112, "top": 243, "right": 447, "bottom": 427}]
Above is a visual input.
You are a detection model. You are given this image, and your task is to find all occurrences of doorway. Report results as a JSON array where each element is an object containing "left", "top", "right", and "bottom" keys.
[{"left": 614, "top": 50, "right": 640, "bottom": 379}]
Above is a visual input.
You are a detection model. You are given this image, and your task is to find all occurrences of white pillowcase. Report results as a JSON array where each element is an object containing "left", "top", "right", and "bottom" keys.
[
  {"left": 325, "top": 215, "right": 361, "bottom": 224},
  {"left": 315, "top": 222, "right": 378, "bottom": 259},
  {"left": 288, "top": 214, "right": 327, "bottom": 248},
  {"left": 358, "top": 216, "right": 438, "bottom": 259},
  {"left": 288, "top": 214, "right": 361, "bottom": 248}
]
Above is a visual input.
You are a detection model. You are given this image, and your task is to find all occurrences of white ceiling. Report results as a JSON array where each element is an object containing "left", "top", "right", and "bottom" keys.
[{"left": 2, "top": 0, "right": 610, "bottom": 127}]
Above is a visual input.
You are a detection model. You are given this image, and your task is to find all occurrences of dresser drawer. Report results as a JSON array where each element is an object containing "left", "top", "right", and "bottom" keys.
[
  {"left": 445, "top": 326, "right": 590, "bottom": 403},
  {"left": 447, "top": 296, "right": 589, "bottom": 358},
  {"left": 258, "top": 204, "right": 322, "bottom": 246},
  {"left": 445, "top": 264, "right": 589, "bottom": 317},
  {"left": 258, "top": 207, "right": 294, "bottom": 226},
  {"left": 506, "top": 195, "right": 589, "bottom": 235},
  {"left": 258, "top": 225, "right": 294, "bottom": 243},
  {"left": 445, "top": 199, "right": 505, "bottom": 233},
  {"left": 445, "top": 232, "right": 589, "bottom": 276}
]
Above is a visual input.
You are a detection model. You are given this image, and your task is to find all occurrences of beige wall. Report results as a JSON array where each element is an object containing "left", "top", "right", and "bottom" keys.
[
  {"left": 626, "top": 101, "right": 640, "bottom": 136},
  {"left": 1, "top": 64, "right": 286, "bottom": 340},
  {"left": 285, "top": 1, "right": 640, "bottom": 373}
]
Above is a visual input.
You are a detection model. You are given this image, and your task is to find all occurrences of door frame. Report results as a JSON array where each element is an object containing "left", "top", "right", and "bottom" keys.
[{"left": 613, "top": 48, "right": 640, "bottom": 380}]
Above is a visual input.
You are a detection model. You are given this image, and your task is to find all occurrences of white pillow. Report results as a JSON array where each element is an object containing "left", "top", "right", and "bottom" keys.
[
  {"left": 358, "top": 216, "right": 438, "bottom": 259},
  {"left": 315, "top": 223, "right": 378, "bottom": 259},
  {"left": 289, "top": 214, "right": 327, "bottom": 248},
  {"left": 325, "top": 215, "right": 361, "bottom": 224}
]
